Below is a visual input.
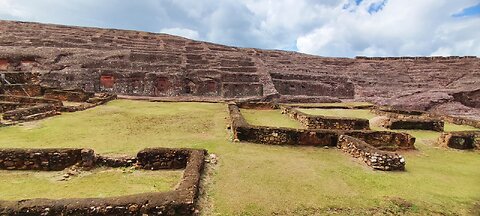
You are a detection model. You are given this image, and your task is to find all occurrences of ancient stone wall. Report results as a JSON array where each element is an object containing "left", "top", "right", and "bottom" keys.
[
  {"left": 282, "top": 106, "right": 370, "bottom": 130},
  {"left": 337, "top": 135, "right": 406, "bottom": 171},
  {"left": 437, "top": 131, "right": 480, "bottom": 150},
  {"left": 0, "top": 147, "right": 207, "bottom": 216},
  {"left": 0, "top": 101, "right": 29, "bottom": 112},
  {"left": 0, "top": 95, "right": 63, "bottom": 106},
  {"left": 2, "top": 104, "right": 59, "bottom": 121},
  {"left": 270, "top": 72, "right": 354, "bottom": 99},
  {"left": 2, "top": 84, "right": 42, "bottom": 97},
  {"left": 137, "top": 148, "right": 191, "bottom": 170},
  {"left": 381, "top": 117, "right": 444, "bottom": 132},
  {"left": 236, "top": 126, "right": 339, "bottom": 146},
  {"left": 236, "top": 101, "right": 278, "bottom": 110},
  {"left": 44, "top": 89, "right": 95, "bottom": 102},
  {"left": 221, "top": 83, "right": 263, "bottom": 98},
  {"left": 0, "top": 148, "right": 87, "bottom": 171},
  {"left": 373, "top": 106, "right": 480, "bottom": 129},
  {"left": 229, "top": 103, "right": 415, "bottom": 150},
  {"left": 343, "top": 130, "right": 416, "bottom": 151}
]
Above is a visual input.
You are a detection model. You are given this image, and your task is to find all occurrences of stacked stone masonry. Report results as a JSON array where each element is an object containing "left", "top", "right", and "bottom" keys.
[
  {"left": 281, "top": 105, "right": 370, "bottom": 130},
  {"left": 229, "top": 103, "right": 415, "bottom": 150},
  {"left": 44, "top": 88, "right": 95, "bottom": 102},
  {"left": 373, "top": 106, "right": 480, "bottom": 129},
  {"left": 0, "top": 147, "right": 207, "bottom": 216},
  {"left": 337, "top": 135, "right": 406, "bottom": 171},
  {"left": 2, "top": 104, "right": 59, "bottom": 121},
  {"left": 229, "top": 103, "right": 413, "bottom": 171},
  {"left": 381, "top": 117, "right": 445, "bottom": 132},
  {"left": 437, "top": 131, "right": 480, "bottom": 150}
]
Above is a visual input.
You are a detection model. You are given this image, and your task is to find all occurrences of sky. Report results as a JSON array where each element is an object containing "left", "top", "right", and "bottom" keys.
[{"left": 0, "top": 0, "right": 479, "bottom": 57}]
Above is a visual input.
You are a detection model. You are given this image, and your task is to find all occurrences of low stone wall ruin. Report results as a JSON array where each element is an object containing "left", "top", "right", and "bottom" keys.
[
  {"left": 2, "top": 84, "right": 43, "bottom": 97},
  {"left": 0, "top": 147, "right": 207, "bottom": 216},
  {"left": 0, "top": 95, "right": 63, "bottom": 106},
  {"left": 437, "top": 131, "right": 480, "bottom": 150},
  {"left": 381, "top": 117, "right": 444, "bottom": 132},
  {"left": 373, "top": 106, "right": 480, "bottom": 129},
  {"left": 343, "top": 130, "right": 415, "bottom": 151},
  {"left": 282, "top": 106, "right": 370, "bottom": 130},
  {"left": 229, "top": 103, "right": 415, "bottom": 150},
  {"left": 0, "top": 148, "right": 87, "bottom": 171},
  {"left": 337, "top": 135, "right": 406, "bottom": 171},
  {"left": 44, "top": 89, "right": 95, "bottom": 102},
  {"left": 2, "top": 104, "right": 59, "bottom": 121}
]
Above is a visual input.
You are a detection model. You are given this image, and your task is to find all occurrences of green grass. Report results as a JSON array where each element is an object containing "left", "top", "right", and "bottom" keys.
[
  {"left": 284, "top": 102, "right": 374, "bottom": 107},
  {"left": 0, "top": 100, "right": 227, "bottom": 155},
  {"left": 297, "top": 108, "right": 378, "bottom": 120},
  {"left": 0, "top": 100, "right": 479, "bottom": 215},
  {"left": 241, "top": 109, "right": 304, "bottom": 128},
  {"left": 0, "top": 168, "right": 182, "bottom": 200}
]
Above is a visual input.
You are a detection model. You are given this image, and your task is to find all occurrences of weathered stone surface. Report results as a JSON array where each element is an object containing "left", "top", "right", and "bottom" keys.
[
  {"left": 438, "top": 131, "right": 479, "bottom": 150},
  {"left": 44, "top": 88, "right": 95, "bottom": 102},
  {"left": 0, "top": 20, "right": 478, "bottom": 122},
  {"left": 0, "top": 148, "right": 85, "bottom": 171},
  {"left": 2, "top": 84, "right": 42, "bottom": 97},
  {"left": 2, "top": 104, "right": 60, "bottom": 121},
  {"left": 282, "top": 106, "right": 370, "bottom": 130},
  {"left": 381, "top": 117, "right": 444, "bottom": 132}
]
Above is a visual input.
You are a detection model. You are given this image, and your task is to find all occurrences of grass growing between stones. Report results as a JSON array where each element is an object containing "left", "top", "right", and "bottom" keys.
[{"left": 0, "top": 100, "right": 479, "bottom": 215}]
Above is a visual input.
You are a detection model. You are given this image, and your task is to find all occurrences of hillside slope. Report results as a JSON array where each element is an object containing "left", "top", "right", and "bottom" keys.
[{"left": 0, "top": 20, "right": 479, "bottom": 119}]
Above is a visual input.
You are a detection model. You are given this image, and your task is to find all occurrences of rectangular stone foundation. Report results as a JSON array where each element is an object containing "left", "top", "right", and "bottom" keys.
[
  {"left": 229, "top": 103, "right": 415, "bottom": 150},
  {"left": 0, "top": 147, "right": 207, "bottom": 215}
]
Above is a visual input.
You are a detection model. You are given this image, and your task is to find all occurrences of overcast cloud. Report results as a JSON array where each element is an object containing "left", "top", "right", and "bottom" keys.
[{"left": 0, "top": 0, "right": 479, "bottom": 57}]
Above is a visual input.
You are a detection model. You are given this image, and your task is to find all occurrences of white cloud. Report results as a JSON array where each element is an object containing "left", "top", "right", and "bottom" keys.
[
  {"left": 0, "top": 0, "right": 479, "bottom": 57},
  {"left": 296, "top": 0, "right": 480, "bottom": 57},
  {"left": 160, "top": 27, "right": 200, "bottom": 40},
  {"left": 0, "top": 0, "right": 30, "bottom": 19}
]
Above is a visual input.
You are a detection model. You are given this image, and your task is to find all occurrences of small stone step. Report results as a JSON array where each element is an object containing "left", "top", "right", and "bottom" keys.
[{"left": 22, "top": 110, "right": 60, "bottom": 122}]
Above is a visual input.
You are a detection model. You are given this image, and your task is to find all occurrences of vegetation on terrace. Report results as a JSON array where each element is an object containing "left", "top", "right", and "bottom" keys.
[
  {"left": 0, "top": 100, "right": 478, "bottom": 215},
  {"left": 0, "top": 168, "right": 182, "bottom": 200}
]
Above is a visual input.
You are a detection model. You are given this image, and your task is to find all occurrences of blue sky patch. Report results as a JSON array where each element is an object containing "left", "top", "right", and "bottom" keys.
[
  {"left": 368, "top": 0, "right": 387, "bottom": 14},
  {"left": 453, "top": 3, "right": 480, "bottom": 17}
]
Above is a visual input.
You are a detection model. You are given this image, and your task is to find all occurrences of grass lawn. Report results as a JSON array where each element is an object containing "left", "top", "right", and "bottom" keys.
[
  {"left": 241, "top": 108, "right": 304, "bottom": 128},
  {"left": 297, "top": 108, "right": 378, "bottom": 120},
  {"left": 284, "top": 102, "right": 374, "bottom": 108},
  {"left": 0, "top": 168, "right": 182, "bottom": 200},
  {"left": 0, "top": 100, "right": 479, "bottom": 215}
]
